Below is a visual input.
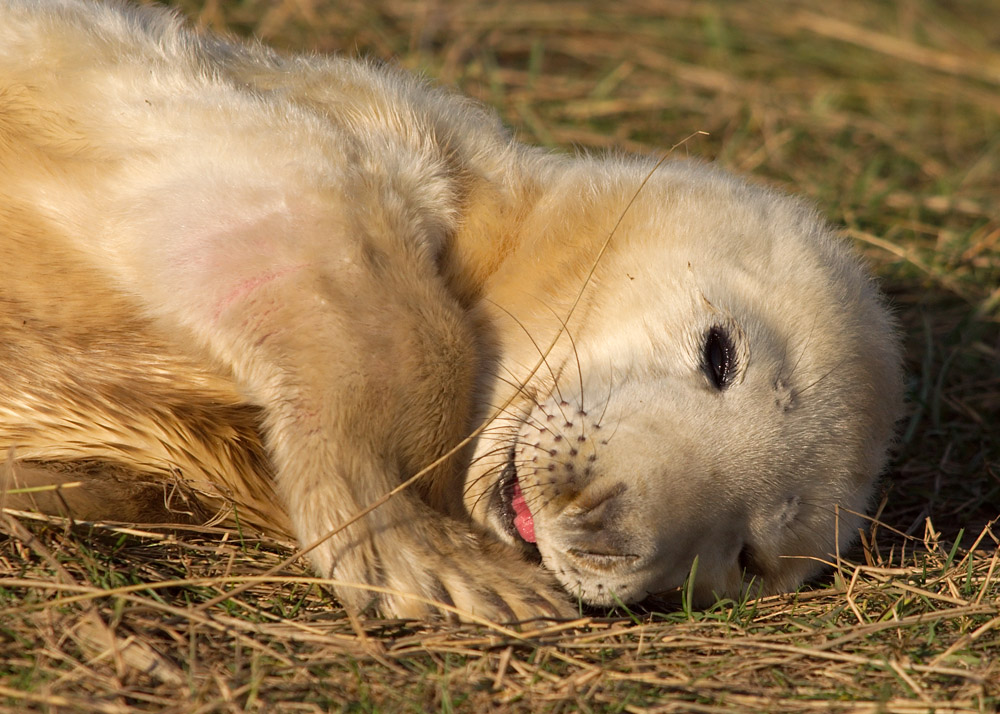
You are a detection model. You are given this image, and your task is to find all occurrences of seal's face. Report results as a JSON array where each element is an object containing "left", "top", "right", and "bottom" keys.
[{"left": 464, "top": 162, "right": 902, "bottom": 607}]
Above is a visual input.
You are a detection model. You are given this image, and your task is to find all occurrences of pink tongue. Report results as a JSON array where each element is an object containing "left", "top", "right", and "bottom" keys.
[{"left": 511, "top": 480, "right": 536, "bottom": 543}]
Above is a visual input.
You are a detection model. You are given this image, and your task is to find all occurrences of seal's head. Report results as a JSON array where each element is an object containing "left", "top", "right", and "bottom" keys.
[{"left": 465, "top": 158, "right": 902, "bottom": 607}]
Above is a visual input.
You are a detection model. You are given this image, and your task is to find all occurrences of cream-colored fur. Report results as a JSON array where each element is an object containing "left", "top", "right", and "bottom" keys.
[{"left": 0, "top": 0, "right": 903, "bottom": 620}]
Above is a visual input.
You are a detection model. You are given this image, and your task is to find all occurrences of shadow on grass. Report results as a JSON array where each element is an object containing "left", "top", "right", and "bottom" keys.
[{"left": 880, "top": 274, "right": 999, "bottom": 543}]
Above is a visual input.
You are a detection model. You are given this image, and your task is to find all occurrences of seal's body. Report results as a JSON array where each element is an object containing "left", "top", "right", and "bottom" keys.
[{"left": 0, "top": 0, "right": 902, "bottom": 620}]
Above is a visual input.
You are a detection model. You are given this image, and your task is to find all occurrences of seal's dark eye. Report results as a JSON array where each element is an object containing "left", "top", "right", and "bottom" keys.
[{"left": 703, "top": 325, "right": 735, "bottom": 390}]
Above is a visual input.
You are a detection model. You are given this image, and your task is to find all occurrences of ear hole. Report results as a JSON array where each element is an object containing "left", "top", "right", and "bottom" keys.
[{"left": 703, "top": 325, "right": 736, "bottom": 390}]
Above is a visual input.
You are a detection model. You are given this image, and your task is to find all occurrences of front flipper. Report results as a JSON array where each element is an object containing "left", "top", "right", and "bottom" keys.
[{"left": 123, "top": 187, "right": 568, "bottom": 622}]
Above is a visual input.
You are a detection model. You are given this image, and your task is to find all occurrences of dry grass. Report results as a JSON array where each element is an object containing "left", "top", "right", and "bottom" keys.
[
  {"left": 1, "top": 510, "right": 998, "bottom": 712},
  {"left": 2, "top": 0, "right": 999, "bottom": 711}
]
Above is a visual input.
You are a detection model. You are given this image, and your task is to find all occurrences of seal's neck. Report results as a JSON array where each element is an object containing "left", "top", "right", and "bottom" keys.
[{"left": 443, "top": 154, "right": 613, "bottom": 311}]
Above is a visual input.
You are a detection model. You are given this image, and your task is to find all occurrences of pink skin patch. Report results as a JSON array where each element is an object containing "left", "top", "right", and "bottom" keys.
[
  {"left": 212, "top": 263, "right": 309, "bottom": 321},
  {"left": 511, "top": 480, "right": 536, "bottom": 543}
]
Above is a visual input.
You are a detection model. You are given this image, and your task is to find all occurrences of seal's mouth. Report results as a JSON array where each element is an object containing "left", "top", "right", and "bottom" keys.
[{"left": 495, "top": 448, "right": 540, "bottom": 551}]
